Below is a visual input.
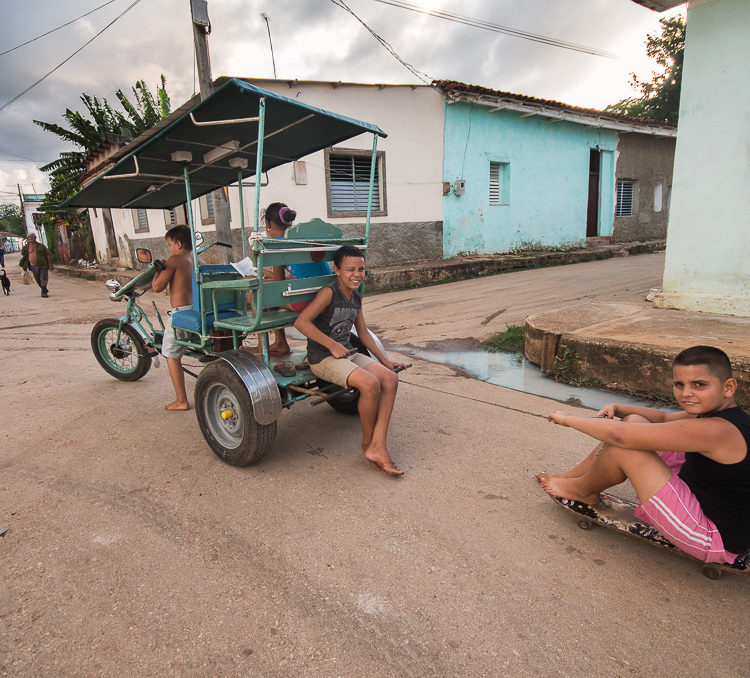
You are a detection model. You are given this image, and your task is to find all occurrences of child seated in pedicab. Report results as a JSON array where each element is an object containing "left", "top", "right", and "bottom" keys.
[
  {"left": 539, "top": 345, "right": 750, "bottom": 565},
  {"left": 248, "top": 201, "right": 331, "bottom": 357},
  {"left": 151, "top": 225, "right": 194, "bottom": 412},
  {"left": 294, "top": 245, "right": 408, "bottom": 477}
]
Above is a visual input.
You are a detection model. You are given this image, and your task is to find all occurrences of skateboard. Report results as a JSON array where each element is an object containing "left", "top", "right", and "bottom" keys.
[{"left": 549, "top": 492, "right": 750, "bottom": 579}]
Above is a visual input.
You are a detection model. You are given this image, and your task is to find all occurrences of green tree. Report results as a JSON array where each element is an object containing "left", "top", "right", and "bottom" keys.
[
  {"left": 34, "top": 75, "right": 172, "bottom": 203},
  {"left": 0, "top": 203, "right": 25, "bottom": 236},
  {"left": 605, "top": 15, "right": 685, "bottom": 124},
  {"left": 33, "top": 76, "right": 171, "bottom": 260}
]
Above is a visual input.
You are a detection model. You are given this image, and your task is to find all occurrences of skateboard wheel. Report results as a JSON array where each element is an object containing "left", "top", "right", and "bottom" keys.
[
  {"left": 577, "top": 518, "right": 594, "bottom": 530},
  {"left": 701, "top": 564, "right": 722, "bottom": 580}
]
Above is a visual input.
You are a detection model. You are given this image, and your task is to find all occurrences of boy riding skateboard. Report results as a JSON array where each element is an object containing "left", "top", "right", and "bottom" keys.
[{"left": 540, "top": 345, "right": 750, "bottom": 565}]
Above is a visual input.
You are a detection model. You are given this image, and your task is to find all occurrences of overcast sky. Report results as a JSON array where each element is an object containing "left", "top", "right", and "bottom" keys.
[{"left": 0, "top": 0, "right": 684, "bottom": 202}]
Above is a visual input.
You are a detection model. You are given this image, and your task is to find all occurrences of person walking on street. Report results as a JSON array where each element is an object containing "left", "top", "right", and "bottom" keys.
[{"left": 20, "top": 233, "right": 54, "bottom": 297}]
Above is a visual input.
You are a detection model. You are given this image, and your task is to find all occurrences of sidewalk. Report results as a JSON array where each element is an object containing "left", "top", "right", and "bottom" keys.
[
  {"left": 525, "top": 301, "right": 750, "bottom": 407},
  {"left": 54, "top": 239, "right": 666, "bottom": 291}
]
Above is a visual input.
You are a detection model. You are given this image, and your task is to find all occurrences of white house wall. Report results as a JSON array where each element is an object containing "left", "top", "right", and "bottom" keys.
[{"left": 656, "top": 0, "right": 750, "bottom": 315}]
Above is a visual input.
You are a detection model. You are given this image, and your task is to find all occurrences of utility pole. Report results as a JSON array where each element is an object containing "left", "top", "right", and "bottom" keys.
[{"left": 190, "top": 0, "right": 233, "bottom": 263}]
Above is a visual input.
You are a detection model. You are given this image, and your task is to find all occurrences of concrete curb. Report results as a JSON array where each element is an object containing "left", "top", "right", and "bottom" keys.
[
  {"left": 524, "top": 303, "right": 750, "bottom": 408},
  {"left": 365, "top": 241, "right": 666, "bottom": 292}
]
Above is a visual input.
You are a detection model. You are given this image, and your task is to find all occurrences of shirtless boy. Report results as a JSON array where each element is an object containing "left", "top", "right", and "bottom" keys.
[
  {"left": 294, "top": 245, "right": 407, "bottom": 476},
  {"left": 152, "top": 225, "right": 194, "bottom": 411},
  {"left": 540, "top": 345, "right": 750, "bottom": 564}
]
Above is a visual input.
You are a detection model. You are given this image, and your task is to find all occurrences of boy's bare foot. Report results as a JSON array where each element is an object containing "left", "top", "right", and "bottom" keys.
[
  {"left": 534, "top": 470, "right": 581, "bottom": 482},
  {"left": 165, "top": 400, "right": 190, "bottom": 411},
  {"left": 540, "top": 477, "right": 599, "bottom": 506},
  {"left": 246, "top": 343, "right": 291, "bottom": 356},
  {"left": 364, "top": 447, "right": 404, "bottom": 476}
]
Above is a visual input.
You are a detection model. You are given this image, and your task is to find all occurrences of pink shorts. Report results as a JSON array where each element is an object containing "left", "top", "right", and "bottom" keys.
[{"left": 634, "top": 452, "right": 738, "bottom": 564}]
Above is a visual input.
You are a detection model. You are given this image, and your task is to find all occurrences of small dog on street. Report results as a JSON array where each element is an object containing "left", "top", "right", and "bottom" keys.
[{"left": 1, "top": 269, "right": 10, "bottom": 295}]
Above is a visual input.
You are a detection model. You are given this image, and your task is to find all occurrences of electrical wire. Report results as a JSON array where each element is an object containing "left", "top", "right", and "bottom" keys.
[
  {"left": 366, "top": 0, "right": 616, "bottom": 58},
  {"left": 0, "top": 0, "right": 144, "bottom": 114},
  {"left": 0, "top": 149, "right": 45, "bottom": 164},
  {"left": 330, "top": 0, "right": 434, "bottom": 84},
  {"left": 0, "top": 0, "right": 120, "bottom": 57}
]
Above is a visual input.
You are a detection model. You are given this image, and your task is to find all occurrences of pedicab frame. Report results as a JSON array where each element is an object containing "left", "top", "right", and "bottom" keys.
[{"left": 64, "top": 78, "right": 388, "bottom": 465}]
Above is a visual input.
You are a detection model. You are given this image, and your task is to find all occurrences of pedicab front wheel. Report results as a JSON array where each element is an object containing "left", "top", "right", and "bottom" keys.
[
  {"left": 195, "top": 360, "right": 277, "bottom": 466},
  {"left": 91, "top": 318, "right": 152, "bottom": 381}
]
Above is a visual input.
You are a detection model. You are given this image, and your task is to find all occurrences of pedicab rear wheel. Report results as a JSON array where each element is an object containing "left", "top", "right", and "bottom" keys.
[
  {"left": 91, "top": 318, "right": 152, "bottom": 381},
  {"left": 326, "top": 387, "right": 360, "bottom": 415},
  {"left": 195, "top": 360, "right": 277, "bottom": 466}
]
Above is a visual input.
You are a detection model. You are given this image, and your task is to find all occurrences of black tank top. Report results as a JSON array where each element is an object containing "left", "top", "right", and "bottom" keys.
[
  {"left": 678, "top": 407, "right": 750, "bottom": 554},
  {"left": 306, "top": 282, "right": 360, "bottom": 365}
]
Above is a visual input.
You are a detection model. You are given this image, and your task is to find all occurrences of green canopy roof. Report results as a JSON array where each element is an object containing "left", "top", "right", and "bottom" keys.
[{"left": 63, "top": 78, "right": 387, "bottom": 210}]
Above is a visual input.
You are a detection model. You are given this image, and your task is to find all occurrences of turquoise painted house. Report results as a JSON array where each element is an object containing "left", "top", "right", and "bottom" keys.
[{"left": 435, "top": 81, "right": 674, "bottom": 258}]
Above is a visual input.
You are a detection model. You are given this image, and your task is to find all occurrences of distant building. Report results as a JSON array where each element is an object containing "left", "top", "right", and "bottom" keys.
[{"left": 17, "top": 189, "right": 47, "bottom": 245}]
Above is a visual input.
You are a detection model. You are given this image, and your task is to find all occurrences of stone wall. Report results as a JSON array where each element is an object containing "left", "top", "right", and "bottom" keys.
[{"left": 612, "top": 133, "right": 675, "bottom": 243}]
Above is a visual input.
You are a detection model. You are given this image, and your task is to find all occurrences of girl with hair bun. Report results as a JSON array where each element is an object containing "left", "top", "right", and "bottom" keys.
[{"left": 250, "top": 202, "right": 331, "bottom": 356}]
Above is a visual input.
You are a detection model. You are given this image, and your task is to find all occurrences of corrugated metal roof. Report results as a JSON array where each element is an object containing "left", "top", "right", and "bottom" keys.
[{"left": 433, "top": 80, "right": 677, "bottom": 133}]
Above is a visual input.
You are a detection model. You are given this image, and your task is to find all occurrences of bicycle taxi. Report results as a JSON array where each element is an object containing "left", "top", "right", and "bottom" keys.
[{"left": 64, "top": 78, "right": 388, "bottom": 466}]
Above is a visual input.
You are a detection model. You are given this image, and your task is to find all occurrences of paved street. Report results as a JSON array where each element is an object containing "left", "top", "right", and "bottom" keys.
[{"left": 2, "top": 251, "right": 749, "bottom": 677}]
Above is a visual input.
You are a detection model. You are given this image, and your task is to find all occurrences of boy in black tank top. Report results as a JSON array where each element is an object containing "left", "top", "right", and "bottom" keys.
[
  {"left": 295, "top": 246, "right": 408, "bottom": 476},
  {"left": 539, "top": 346, "right": 750, "bottom": 564}
]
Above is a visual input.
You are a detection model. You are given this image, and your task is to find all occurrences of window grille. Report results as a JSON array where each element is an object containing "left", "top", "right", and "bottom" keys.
[
  {"left": 134, "top": 208, "right": 149, "bottom": 232},
  {"left": 488, "top": 161, "right": 509, "bottom": 205},
  {"left": 616, "top": 180, "right": 635, "bottom": 217},
  {"left": 489, "top": 162, "right": 501, "bottom": 205},
  {"left": 327, "top": 153, "right": 383, "bottom": 214},
  {"left": 167, "top": 208, "right": 177, "bottom": 224},
  {"left": 205, "top": 194, "right": 215, "bottom": 220}
]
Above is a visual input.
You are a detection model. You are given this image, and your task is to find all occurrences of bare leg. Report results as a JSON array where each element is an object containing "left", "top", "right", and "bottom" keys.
[
  {"left": 165, "top": 357, "right": 190, "bottom": 411},
  {"left": 347, "top": 365, "right": 403, "bottom": 476},
  {"left": 249, "top": 330, "right": 291, "bottom": 355},
  {"left": 536, "top": 442, "right": 604, "bottom": 481},
  {"left": 536, "top": 414, "right": 651, "bottom": 481},
  {"left": 541, "top": 444, "right": 672, "bottom": 505},
  {"left": 268, "top": 328, "right": 291, "bottom": 355}
]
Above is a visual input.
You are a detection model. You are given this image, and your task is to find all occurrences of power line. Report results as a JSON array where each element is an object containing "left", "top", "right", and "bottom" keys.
[
  {"left": 0, "top": 0, "right": 120, "bottom": 57},
  {"left": 0, "top": 0, "right": 144, "bottom": 115},
  {"left": 330, "top": 0, "right": 434, "bottom": 84},
  {"left": 0, "top": 150, "right": 45, "bottom": 164},
  {"left": 366, "top": 0, "right": 616, "bottom": 58}
]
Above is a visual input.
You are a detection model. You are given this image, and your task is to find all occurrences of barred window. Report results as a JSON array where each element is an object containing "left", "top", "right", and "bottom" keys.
[
  {"left": 616, "top": 180, "right": 635, "bottom": 217},
  {"left": 325, "top": 149, "right": 386, "bottom": 217},
  {"left": 489, "top": 161, "right": 509, "bottom": 205},
  {"left": 133, "top": 208, "right": 149, "bottom": 232}
]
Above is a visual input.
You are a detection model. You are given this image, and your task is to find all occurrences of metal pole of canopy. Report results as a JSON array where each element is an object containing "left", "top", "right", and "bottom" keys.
[
  {"left": 364, "top": 133, "right": 378, "bottom": 247},
  {"left": 252, "top": 98, "right": 266, "bottom": 241},
  {"left": 237, "top": 169, "right": 246, "bottom": 259},
  {"left": 183, "top": 164, "right": 205, "bottom": 337},
  {"left": 183, "top": 165, "right": 199, "bottom": 273}
]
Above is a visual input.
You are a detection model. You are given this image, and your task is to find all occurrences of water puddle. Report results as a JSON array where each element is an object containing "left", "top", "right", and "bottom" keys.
[{"left": 398, "top": 347, "right": 673, "bottom": 412}]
